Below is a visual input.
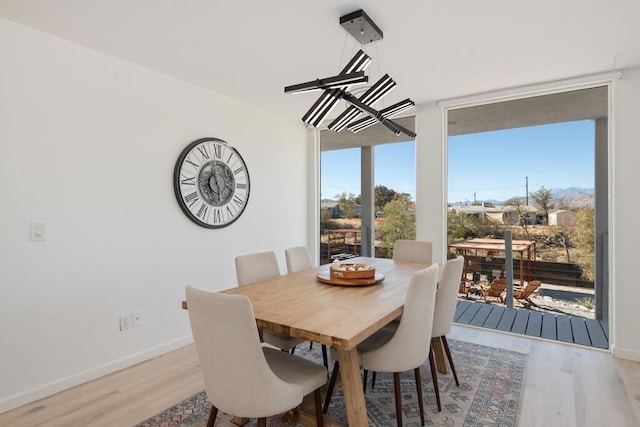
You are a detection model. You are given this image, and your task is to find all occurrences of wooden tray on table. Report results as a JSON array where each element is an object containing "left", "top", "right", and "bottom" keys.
[{"left": 316, "top": 272, "right": 385, "bottom": 286}]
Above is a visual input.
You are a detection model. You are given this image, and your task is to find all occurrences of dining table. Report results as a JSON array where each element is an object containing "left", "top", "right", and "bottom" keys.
[{"left": 183, "top": 256, "right": 430, "bottom": 427}]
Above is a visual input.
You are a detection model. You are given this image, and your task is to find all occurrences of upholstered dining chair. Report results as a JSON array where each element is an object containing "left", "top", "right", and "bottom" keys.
[
  {"left": 235, "top": 251, "right": 306, "bottom": 353},
  {"left": 284, "top": 246, "right": 329, "bottom": 369},
  {"left": 186, "top": 286, "right": 326, "bottom": 427},
  {"left": 323, "top": 264, "right": 439, "bottom": 427},
  {"left": 393, "top": 239, "right": 433, "bottom": 264},
  {"left": 235, "top": 251, "right": 281, "bottom": 288},
  {"left": 388, "top": 240, "right": 432, "bottom": 327},
  {"left": 429, "top": 255, "right": 465, "bottom": 411},
  {"left": 285, "top": 246, "right": 312, "bottom": 273},
  {"left": 368, "top": 256, "right": 465, "bottom": 412}
]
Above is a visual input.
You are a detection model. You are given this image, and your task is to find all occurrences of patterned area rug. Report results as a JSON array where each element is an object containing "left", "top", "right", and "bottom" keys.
[{"left": 135, "top": 339, "right": 526, "bottom": 426}]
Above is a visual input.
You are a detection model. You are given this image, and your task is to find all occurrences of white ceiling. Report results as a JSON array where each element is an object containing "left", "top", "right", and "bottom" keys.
[{"left": 1, "top": 1, "right": 639, "bottom": 125}]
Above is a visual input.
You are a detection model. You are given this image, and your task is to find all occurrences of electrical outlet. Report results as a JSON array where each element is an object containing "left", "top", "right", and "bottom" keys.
[
  {"left": 132, "top": 311, "right": 143, "bottom": 327},
  {"left": 119, "top": 315, "right": 131, "bottom": 331}
]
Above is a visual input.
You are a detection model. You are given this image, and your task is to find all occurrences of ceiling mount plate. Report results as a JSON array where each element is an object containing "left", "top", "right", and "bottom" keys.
[{"left": 340, "top": 9, "right": 383, "bottom": 45}]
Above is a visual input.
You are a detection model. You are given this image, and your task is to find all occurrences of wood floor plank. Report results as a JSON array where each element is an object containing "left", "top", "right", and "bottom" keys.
[
  {"left": 454, "top": 300, "right": 473, "bottom": 322},
  {"left": 556, "top": 314, "right": 574, "bottom": 343},
  {"left": 456, "top": 301, "right": 483, "bottom": 324},
  {"left": 454, "top": 300, "right": 608, "bottom": 350},
  {"left": 540, "top": 313, "right": 557, "bottom": 340},
  {"left": 525, "top": 311, "right": 543, "bottom": 337},
  {"left": 483, "top": 305, "right": 506, "bottom": 329},
  {"left": 511, "top": 308, "right": 530, "bottom": 335},
  {"left": 600, "top": 319, "right": 610, "bottom": 340},
  {"left": 469, "top": 303, "right": 494, "bottom": 327},
  {"left": 496, "top": 307, "right": 518, "bottom": 332},
  {"left": 570, "top": 316, "right": 592, "bottom": 346},
  {"left": 585, "top": 318, "right": 609, "bottom": 349}
]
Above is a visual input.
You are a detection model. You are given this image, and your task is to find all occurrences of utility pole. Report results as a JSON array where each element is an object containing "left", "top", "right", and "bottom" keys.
[{"left": 525, "top": 176, "right": 529, "bottom": 205}]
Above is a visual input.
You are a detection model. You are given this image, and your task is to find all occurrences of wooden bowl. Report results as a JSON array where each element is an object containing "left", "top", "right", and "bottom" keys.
[{"left": 330, "top": 263, "right": 375, "bottom": 279}]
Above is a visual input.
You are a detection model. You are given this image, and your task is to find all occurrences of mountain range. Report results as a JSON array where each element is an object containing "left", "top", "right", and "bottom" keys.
[{"left": 450, "top": 187, "right": 595, "bottom": 209}]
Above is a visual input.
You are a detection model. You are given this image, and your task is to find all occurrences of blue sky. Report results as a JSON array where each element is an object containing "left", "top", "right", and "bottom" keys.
[
  {"left": 321, "top": 120, "right": 595, "bottom": 203},
  {"left": 321, "top": 141, "right": 416, "bottom": 200}
]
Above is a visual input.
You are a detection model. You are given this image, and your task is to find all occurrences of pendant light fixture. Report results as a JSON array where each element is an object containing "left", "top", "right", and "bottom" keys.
[{"left": 284, "top": 9, "right": 416, "bottom": 138}]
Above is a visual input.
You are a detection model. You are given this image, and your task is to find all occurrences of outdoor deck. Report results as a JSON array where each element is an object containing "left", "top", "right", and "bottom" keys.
[{"left": 454, "top": 300, "right": 609, "bottom": 349}]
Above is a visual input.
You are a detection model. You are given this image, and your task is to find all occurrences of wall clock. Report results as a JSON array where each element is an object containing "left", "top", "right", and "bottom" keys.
[{"left": 173, "top": 137, "right": 250, "bottom": 228}]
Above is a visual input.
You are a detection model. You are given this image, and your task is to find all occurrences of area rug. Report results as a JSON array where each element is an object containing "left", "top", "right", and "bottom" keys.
[{"left": 135, "top": 339, "right": 526, "bottom": 426}]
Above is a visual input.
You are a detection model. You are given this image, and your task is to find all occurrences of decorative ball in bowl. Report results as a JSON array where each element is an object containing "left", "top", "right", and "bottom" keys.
[{"left": 330, "top": 263, "right": 375, "bottom": 279}]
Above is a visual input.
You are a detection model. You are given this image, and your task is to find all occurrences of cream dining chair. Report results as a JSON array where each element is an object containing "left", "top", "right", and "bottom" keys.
[
  {"left": 379, "top": 239, "right": 433, "bottom": 335},
  {"left": 186, "top": 286, "right": 326, "bottom": 427},
  {"left": 429, "top": 255, "right": 465, "bottom": 410},
  {"left": 284, "top": 246, "right": 329, "bottom": 369},
  {"left": 323, "top": 264, "right": 439, "bottom": 427},
  {"left": 285, "top": 245, "right": 312, "bottom": 273},
  {"left": 378, "top": 256, "right": 466, "bottom": 411},
  {"left": 393, "top": 239, "right": 433, "bottom": 264},
  {"left": 235, "top": 251, "right": 307, "bottom": 353}
]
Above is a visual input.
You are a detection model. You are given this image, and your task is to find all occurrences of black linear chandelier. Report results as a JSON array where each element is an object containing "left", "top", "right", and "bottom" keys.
[{"left": 284, "top": 9, "right": 416, "bottom": 138}]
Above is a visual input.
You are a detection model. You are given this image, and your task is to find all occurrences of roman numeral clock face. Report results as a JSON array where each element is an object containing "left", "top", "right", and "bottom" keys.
[{"left": 173, "top": 138, "right": 250, "bottom": 228}]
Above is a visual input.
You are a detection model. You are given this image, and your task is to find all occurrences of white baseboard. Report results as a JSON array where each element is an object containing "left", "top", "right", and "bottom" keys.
[
  {"left": 0, "top": 336, "right": 193, "bottom": 414},
  {"left": 611, "top": 344, "right": 640, "bottom": 362}
]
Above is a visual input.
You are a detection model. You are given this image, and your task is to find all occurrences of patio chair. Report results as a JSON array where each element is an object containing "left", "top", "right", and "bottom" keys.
[
  {"left": 479, "top": 278, "right": 507, "bottom": 303},
  {"left": 513, "top": 280, "right": 542, "bottom": 306}
]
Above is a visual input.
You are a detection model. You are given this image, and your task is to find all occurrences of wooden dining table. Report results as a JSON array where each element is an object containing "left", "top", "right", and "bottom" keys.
[{"left": 183, "top": 256, "right": 430, "bottom": 426}]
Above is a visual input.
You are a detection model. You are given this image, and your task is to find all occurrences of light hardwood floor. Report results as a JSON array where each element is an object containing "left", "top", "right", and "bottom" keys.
[{"left": 2, "top": 325, "right": 639, "bottom": 426}]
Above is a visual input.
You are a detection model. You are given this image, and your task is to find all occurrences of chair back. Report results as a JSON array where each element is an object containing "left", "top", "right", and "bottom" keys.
[
  {"left": 392, "top": 239, "right": 433, "bottom": 264},
  {"left": 360, "top": 263, "right": 439, "bottom": 373},
  {"left": 520, "top": 280, "right": 541, "bottom": 297},
  {"left": 185, "top": 286, "right": 301, "bottom": 417},
  {"left": 432, "top": 256, "right": 465, "bottom": 337},
  {"left": 235, "top": 251, "right": 280, "bottom": 286},
  {"left": 489, "top": 278, "right": 507, "bottom": 295},
  {"left": 285, "top": 246, "right": 312, "bottom": 273}
]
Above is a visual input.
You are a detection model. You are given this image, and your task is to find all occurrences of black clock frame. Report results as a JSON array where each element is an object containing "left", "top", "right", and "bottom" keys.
[{"left": 173, "top": 137, "right": 250, "bottom": 229}]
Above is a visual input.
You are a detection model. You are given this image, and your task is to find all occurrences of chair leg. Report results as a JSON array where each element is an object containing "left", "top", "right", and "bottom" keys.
[
  {"left": 257, "top": 418, "right": 267, "bottom": 427},
  {"left": 441, "top": 335, "right": 459, "bottom": 386},
  {"left": 290, "top": 345, "right": 296, "bottom": 355},
  {"left": 323, "top": 361, "right": 340, "bottom": 414},
  {"left": 372, "top": 371, "right": 377, "bottom": 389},
  {"left": 313, "top": 388, "right": 324, "bottom": 427},
  {"left": 428, "top": 346, "right": 442, "bottom": 411},
  {"left": 310, "top": 341, "right": 314, "bottom": 350},
  {"left": 393, "top": 372, "right": 403, "bottom": 427},
  {"left": 414, "top": 367, "right": 425, "bottom": 426},
  {"left": 206, "top": 404, "right": 218, "bottom": 427},
  {"left": 362, "top": 369, "right": 368, "bottom": 393},
  {"left": 321, "top": 344, "right": 328, "bottom": 369}
]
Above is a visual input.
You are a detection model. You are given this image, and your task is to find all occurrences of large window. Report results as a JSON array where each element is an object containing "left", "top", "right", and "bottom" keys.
[
  {"left": 320, "top": 141, "right": 416, "bottom": 263},
  {"left": 446, "top": 87, "right": 605, "bottom": 325}
]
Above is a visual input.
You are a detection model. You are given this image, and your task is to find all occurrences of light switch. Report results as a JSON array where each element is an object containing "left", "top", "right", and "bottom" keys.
[{"left": 30, "top": 222, "right": 46, "bottom": 241}]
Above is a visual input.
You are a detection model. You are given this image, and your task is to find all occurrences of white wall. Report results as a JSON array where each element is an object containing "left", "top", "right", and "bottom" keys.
[
  {"left": 0, "top": 18, "right": 310, "bottom": 411},
  {"left": 416, "top": 69, "right": 640, "bottom": 362},
  {"left": 415, "top": 103, "right": 447, "bottom": 263}
]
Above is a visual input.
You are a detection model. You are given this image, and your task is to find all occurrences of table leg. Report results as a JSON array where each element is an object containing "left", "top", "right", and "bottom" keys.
[
  {"left": 431, "top": 337, "right": 448, "bottom": 374},
  {"left": 336, "top": 348, "right": 368, "bottom": 427}
]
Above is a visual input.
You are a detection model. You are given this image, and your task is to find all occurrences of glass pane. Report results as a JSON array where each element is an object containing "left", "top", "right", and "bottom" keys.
[
  {"left": 320, "top": 148, "right": 361, "bottom": 264},
  {"left": 374, "top": 141, "right": 416, "bottom": 258}
]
